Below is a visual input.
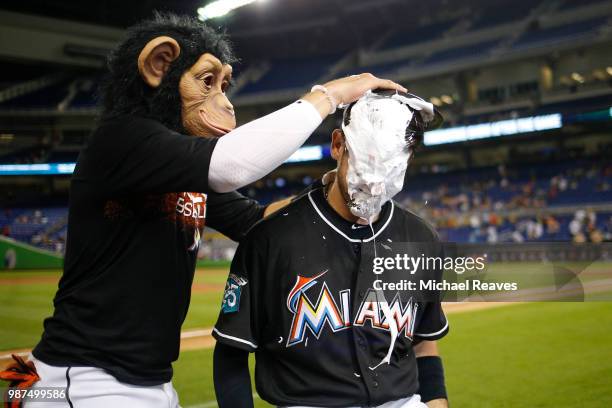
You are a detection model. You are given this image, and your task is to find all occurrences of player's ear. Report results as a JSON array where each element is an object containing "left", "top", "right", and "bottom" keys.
[
  {"left": 138, "top": 36, "right": 181, "bottom": 88},
  {"left": 331, "top": 129, "right": 345, "bottom": 160}
]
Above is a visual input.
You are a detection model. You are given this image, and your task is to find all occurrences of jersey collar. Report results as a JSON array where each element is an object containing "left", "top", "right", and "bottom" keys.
[{"left": 308, "top": 187, "right": 394, "bottom": 243}]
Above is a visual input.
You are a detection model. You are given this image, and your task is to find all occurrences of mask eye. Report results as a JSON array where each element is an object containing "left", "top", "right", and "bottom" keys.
[{"left": 202, "top": 75, "right": 214, "bottom": 88}]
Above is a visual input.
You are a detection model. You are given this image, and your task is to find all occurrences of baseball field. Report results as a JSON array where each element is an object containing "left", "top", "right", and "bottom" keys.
[{"left": 1, "top": 267, "right": 611, "bottom": 408}]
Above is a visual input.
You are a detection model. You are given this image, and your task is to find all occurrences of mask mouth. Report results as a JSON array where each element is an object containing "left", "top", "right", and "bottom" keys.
[{"left": 198, "top": 110, "right": 234, "bottom": 136}]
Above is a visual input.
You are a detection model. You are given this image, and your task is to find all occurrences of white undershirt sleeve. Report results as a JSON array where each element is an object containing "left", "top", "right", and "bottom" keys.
[{"left": 208, "top": 100, "right": 323, "bottom": 193}]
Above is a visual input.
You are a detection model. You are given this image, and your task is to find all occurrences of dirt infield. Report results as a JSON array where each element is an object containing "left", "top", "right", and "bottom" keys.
[
  {"left": 191, "top": 283, "right": 225, "bottom": 293},
  {"left": 0, "top": 328, "right": 218, "bottom": 367},
  {"left": 442, "top": 301, "right": 518, "bottom": 313},
  {"left": 0, "top": 301, "right": 514, "bottom": 367},
  {"left": 0, "top": 276, "right": 60, "bottom": 285},
  {"left": 181, "top": 302, "right": 521, "bottom": 349}
]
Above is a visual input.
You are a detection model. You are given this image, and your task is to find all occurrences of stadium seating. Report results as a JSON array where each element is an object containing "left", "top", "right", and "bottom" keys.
[
  {"left": 379, "top": 20, "right": 456, "bottom": 50},
  {"left": 470, "top": 0, "right": 539, "bottom": 30},
  {"left": 2, "top": 158, "right": 610, "bottom": 251},
  {"left": 423, "top": 39, "right": 500, "bottom": 65},
  {"left": 1, "top": 207, "right": 68, "bottom": 252},
  {"left": 237, "top": 55, "right": 341, "bottom": 95},
  {"left": 558, "top": 0, "right": 609, "bottom": 10},
  {"left": 1, "top": 0, "right": 608, "bottom": 109},
  {"left": 513, "top": 17, "right": 610, "bottom": 50}
]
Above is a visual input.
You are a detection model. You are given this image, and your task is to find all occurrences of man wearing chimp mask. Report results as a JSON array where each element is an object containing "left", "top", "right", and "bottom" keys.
[
  {"left": 0, "top": 13, "right": 408, "bottom": 408},
  {"left": 214, "top": 90, "right": 449, "bottom": 408}
]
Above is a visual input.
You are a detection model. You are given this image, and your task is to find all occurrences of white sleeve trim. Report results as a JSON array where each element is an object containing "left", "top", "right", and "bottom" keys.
[
  {"left": 208, "top": 100, "right": 322, "bottom": 193},
  {"left": 213, "top": 327, "right": 258, "bottom": 349},
  {"left": 414, "top": 319, "right": 449, "bottom": 338}
]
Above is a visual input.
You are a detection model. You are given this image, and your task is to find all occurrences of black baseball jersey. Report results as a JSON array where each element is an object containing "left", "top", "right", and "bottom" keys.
[
  {"left": 33, "top": 115, "right": 265, "bottom": 386},
  {"left": 214, "top": 186, "right": 449, "bottom": 407}
]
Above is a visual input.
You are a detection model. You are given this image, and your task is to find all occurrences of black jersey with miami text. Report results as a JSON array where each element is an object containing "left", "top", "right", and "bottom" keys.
[{"left": 214, "top": 187, "right": 449, "bottom": 407}]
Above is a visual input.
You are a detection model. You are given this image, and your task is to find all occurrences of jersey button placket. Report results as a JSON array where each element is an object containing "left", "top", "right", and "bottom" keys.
[
  {"left": 371, "top": 369, "right": 379, "bottom": 391},
  {"left": 353, "top": 240, "right": 378, "bottom": 400}
]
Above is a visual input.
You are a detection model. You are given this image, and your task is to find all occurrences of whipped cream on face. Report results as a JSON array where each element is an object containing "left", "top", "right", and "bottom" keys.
[{"left": 341, "top": 91, "right": 415, "bottom": 224}]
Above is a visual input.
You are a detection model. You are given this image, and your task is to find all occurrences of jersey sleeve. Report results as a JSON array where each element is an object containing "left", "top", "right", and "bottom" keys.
[
  {"left": 414, "top": 235, "right": 448, "bottom": 341},
  {"left": 213, "top": 233, "right": 266, "bottom": 352},
  {"left": 81, "top": 116, "right": 218, "bottom": 195},
  {"left": 414, "top": 301, "right": 449, "bottom": 341},
  {"left": 205, "top": 191, "right": 265, "bottom": 242}
]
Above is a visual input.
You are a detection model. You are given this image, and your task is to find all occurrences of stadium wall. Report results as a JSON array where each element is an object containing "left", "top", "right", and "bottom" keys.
[
  {"left": 0, "top": 236, "right": 231, "bottom": 270},
  {"left": 0, "top": 235, "right": 62, "bottom": 269}
]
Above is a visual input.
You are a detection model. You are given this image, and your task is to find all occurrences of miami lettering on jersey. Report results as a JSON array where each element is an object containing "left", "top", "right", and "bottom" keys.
[{"left": 286, "top": 270, "right": 417, "bottom": 347}]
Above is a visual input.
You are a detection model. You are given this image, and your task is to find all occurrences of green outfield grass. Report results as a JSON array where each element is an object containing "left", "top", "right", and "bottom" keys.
[
  {"left": 442, "top": 260, "right": 612, "bottom": 301},
  {"left": 440, "top": 302, "right": 612, "bottom": 408},
  {"left": 173, "top": 302, "right": 612, "bottom": 408},
  {"left": 0, "top": 272, "right": 58, "bottom": 350},
  {"left": 184, "top": 268, "right": 227, "bottom": 330},
  {"left": 1, "top": 269, "right": 612, "bottom": 407},
  {"left": 0, "top": 268, "right": 227, "bottom": 349}
]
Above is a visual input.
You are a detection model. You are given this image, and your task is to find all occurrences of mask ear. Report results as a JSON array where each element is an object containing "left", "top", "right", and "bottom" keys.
[{"left": 138, "top": 36, "right": 181, "bottom": 88}]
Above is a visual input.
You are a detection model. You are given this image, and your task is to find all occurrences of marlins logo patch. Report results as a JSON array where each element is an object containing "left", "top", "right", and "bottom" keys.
[{"left": 222, "top": 274, "right": 248, "bottom": 314}]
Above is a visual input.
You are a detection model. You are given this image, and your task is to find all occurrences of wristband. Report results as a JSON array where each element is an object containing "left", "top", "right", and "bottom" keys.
[
  {"left": 417, "top": 356, "right": 447, "bottom": 402},
  {"left": 311, "top": 84, "right": 338, "bottom": 114}
]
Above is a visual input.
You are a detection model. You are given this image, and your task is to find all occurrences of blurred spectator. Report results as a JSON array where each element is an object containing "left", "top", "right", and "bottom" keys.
[
  {"left": 544, "top": 215, "right": 560, "bottom": 234},
  {"left": 569, "top": 217, "right": 582, "bottom": 237},
  {"left": 486, "top": 226, "right": 498, "bottom": 243}
]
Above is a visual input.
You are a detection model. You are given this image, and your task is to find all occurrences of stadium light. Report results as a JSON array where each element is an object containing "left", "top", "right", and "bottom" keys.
[
  {"left": 0, "top": 145, "right": 325, "bottom": 176},
  {"left": 571, "top": 72, "right": 585, "bottom": 84},
  {"left": 440, "top": 95, "right": 454, "bottom": 105},
  {"left": 285, "top": 145, "right": 323, "bottom": 163},
  {"left": 197, "top": 0, "right": 259, "bottom": 21},
  {"left": 424, "top": 113, "right": 563, "bottom": 146},
  {"left": 0, "top": 163, "right": 76, "bottom": 176}
]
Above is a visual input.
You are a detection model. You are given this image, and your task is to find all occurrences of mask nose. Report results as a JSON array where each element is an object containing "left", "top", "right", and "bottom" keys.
[
  {"left": 225, "top": 101, "right": 235, "bottom": 117},
  {"left": 217, "top": 92, "right": 235, "bottom": 117}
]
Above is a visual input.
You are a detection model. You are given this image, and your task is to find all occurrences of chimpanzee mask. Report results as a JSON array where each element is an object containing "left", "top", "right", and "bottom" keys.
[{"left": 100, "top": 12, "right": 237, "bottom": 137}]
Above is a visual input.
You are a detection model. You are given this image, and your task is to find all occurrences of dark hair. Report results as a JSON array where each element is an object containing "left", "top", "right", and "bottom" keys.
[
  {"left": 99, "top": 12, "right": 237, "bottom": 132},
  {"left": 342, "top": 88, "right": 443, "bottom": 152}
]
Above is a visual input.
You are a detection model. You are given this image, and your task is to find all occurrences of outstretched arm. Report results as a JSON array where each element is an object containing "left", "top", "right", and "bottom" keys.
[
  {"left": 214, "top": 342, "right": 253, "bottom": 408},
  {"left": 208, "top": 74, "right": 406, "bottom": 193}
]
